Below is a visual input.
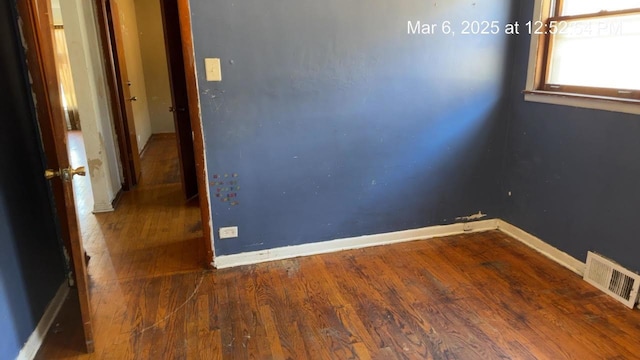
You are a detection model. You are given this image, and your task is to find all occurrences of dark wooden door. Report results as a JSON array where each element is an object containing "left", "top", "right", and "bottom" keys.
[
  {"left": 96, "top": 0, "right": 142, "bottom": 188},
  {"left": 160, "top": 0, "right": 198, "bottom": 199},
  {"left": 16, "top": 0, "right": 95, "bottom": 352}
]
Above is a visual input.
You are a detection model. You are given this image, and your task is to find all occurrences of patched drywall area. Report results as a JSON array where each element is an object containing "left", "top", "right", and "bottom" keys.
[
  {"left": 60, "top": 0, "right": 123, "bottom": 212},
  {"left": 191, "top": 0, "right": 514, "bottom": 256},
  {"left": 456, "top": 211, "right": 488, "bottom": 222}
]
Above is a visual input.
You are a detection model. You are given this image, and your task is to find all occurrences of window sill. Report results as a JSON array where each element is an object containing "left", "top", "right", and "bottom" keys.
[{"left": 523, "top": 90, "right": 640, "bottom": 115}]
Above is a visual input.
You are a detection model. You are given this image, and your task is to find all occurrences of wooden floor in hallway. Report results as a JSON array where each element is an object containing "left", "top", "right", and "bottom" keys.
[
  {"left": 37, "top": 225, "right": 640, "bottom": 358},
  {"left": 68, "top": 131, "right": 204, "bottom": 282}
]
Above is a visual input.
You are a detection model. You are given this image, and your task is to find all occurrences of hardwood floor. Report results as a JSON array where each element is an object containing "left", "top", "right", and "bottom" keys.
[
  {"left": 38, "top": 134, "right": 640, "bottom": 359},
  {"left": 67, "top": 132, "right": 203, "bottom": 282},
  {"left": 37, "top": 224, "right": 640, "bottom": 358}
]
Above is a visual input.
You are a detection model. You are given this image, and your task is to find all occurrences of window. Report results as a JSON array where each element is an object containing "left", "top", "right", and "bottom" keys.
[{"left": 524, "top": 0, "right": 640, "bottom": 114}]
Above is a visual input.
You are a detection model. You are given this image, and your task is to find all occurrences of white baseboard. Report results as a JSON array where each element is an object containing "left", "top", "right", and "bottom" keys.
[
  {"left": 16, "top": 283, "right": 69, "bottom": 360},
  {"left": 214, "top": 219, "right": 587, "bottom": 276},
  {"left": 92, "top": 201, "right": 115, "bottom": 213},
  {"left": 497, "top": 220, "right": 586, "bottom": 276},
  {"left": 214, "top": 219, "right": 499, "bottom": 268}
]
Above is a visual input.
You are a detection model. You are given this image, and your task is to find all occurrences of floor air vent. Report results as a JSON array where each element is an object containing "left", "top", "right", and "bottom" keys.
[{"left": 584, "top": 252, "right": 640, "bottom": 309}]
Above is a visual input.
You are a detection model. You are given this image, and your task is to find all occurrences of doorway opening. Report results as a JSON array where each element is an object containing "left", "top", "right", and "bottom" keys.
[{"left": 51, "top": 0, "right": 212, "bottom": 281}]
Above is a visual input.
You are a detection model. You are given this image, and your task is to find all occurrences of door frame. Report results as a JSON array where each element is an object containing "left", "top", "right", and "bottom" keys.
[
  {"left": 160, "top": 0, "right": 199, "bottom": 200},
  {"left": 94, "top": 0, "right": 214, "bottom": 266},
  {"left": 174, "top": 0, "right": 214, "bottom": 265},
  {"left": 16, "top": 0, "right": 95, "bottom": 352},
  {"left": 94, "top": 0, "right": 141, "bottom": 190},
  {"left": 15, "top": 0, "right": 213, "bottom": 351}
]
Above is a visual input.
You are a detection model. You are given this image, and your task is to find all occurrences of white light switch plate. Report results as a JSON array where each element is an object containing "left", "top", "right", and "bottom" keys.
[{"left": 205, "top": 58, "right": 222, "bottom": 82}]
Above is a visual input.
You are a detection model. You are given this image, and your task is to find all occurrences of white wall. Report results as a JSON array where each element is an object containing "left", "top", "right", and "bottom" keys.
[
  {"left": 115, "top": 0, "right": 153, "bottom": 152},
  {"left": 59, "top": 0, "right": 122, "bottom": 212},
  {"left": 135, "top": 0, "right": 175, "bottom": 134},
  {"left": 51, "top": 0, "right": 63, "bottom": 25}
]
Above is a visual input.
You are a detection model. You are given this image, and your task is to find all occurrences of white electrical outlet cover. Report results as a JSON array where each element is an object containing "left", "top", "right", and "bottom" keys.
[{"left": 219, "top": 226, "right": 238, "bottom": 239}]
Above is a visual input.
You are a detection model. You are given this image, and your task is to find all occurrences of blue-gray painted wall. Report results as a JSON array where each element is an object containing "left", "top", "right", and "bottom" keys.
[
  {"left": 0, "top": 2, "right": 67, "bottom": 357},
  {"left": 3, "top": 0, "right": 638, "bottom": 355},
  {"left": 503, "top": 0, "right": 640, "bottom": 272},
  {"left": 191, "top": 0, "right": 515, "bottom": 255}
]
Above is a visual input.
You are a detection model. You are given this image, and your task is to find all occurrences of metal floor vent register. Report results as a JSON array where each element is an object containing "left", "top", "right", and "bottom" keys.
[{"left": 584, "top": 252, "right": 640, "bottom": 309}]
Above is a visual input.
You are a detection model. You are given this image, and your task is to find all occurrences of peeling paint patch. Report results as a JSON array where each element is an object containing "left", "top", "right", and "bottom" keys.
[
  {"left": 62, "top": 246, "right": 74, "bottom": 286},
  {"left": 456, "top": 211, "right": 487, "bottom": 222},
  {"left": 88, "top": 158, "right": 103, "bottom": 178}
]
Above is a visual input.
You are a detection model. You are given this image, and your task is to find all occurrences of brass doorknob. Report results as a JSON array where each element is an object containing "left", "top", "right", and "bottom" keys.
[
  {"left": 70, "top": 166, "right": 86, "bottom": 177},
  {"left": 44, "top": 169, "right": 60, "bottom": 180},
  {"left": 45, "top": 166, "right": 86, "bottom": 181},
  {"left": 129, "top": 96, "right": 138, "bottom": 101}
]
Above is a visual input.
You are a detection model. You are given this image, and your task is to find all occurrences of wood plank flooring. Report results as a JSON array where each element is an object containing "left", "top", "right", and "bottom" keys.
[
  {"left": 68, "top": 132, "right": 203, "bottom": 282},
  {"left": 38, "top": 135, "right": 640, "bottom": 359},
  {"left": 37, "top": 231, "right": 640, "bottom": 359}
]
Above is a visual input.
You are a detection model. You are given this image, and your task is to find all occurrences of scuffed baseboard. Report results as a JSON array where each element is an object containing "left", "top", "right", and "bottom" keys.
[
  {"left": 214, "top": 219, "right": 499, "bottom": 268},
  {"left": 214, "top": 219, "right": 587, "bottom": 276},
  {"left": 17, "top": 282, "right": 69, "bottom": 360}
]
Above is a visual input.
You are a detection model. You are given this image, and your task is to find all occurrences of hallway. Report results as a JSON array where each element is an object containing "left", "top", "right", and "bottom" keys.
[{"left": 69, "top": 131, "right": 203, "bottom": 281}]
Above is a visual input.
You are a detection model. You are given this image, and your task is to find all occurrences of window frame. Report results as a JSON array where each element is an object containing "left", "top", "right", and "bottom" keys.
[{"left": 524, "top": 0, "right": 640, "bottom": 115}]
